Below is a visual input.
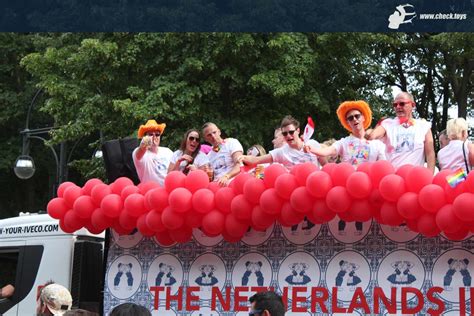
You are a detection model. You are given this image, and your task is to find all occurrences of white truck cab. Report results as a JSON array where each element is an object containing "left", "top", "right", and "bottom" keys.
[{"left": 0, "top": 213, "right": 105, "bottom": 316}]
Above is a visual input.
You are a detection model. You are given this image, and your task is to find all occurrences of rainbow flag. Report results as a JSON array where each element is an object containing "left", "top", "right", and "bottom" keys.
[{"left": 446, "top": 168, "right": 467, "bottom": 188}]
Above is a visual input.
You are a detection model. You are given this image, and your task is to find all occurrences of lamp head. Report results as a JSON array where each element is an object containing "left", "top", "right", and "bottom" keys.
[{"left": 14, "top": 155, "right": 36, "bottom": 179}]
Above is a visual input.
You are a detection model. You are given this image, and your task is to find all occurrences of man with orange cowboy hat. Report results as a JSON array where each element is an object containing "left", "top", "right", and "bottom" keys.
[{"left": 133, "top": 119, "right": 173, "bottom": 186}]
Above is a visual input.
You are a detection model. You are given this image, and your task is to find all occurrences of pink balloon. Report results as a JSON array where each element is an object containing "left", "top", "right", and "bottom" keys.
[
  {"left": 47, "top": 198, "right": 68, "bottom": 219},
  {"left": 379, "top": 174, "right": 406, "bottom": 202},
  {"left": 185, "top": 211, "right": 203, "bottom": 228},
  {"left": 466, "top": 171, "right": 474, "bottom": 193},
  {"left": 121, "top": 185, "right": 140, "bottom": 200},
  {"left": 146, "top": 187, "right": 169, "bottom": 212},
  {"left": 155, "top": 231, "right": 176, "bottom": 246},
  {"left": 138, "top": 181, "right": 160, "bottom": 194},
  {"left": 279, "top": 202, "right": 304, "bottom": 226},
  {"left": 432, "top": 169, "right": 452, "bottom": 188},
  {"left": 263, "top": 164, "right": 288, "bottom": 188},
  {"left": 232, "top": 173, "right": 254, "bottom": 195},
  {"left": 59, "top": 218, "right": 75, "bottom": 234},
  {"left": 370, "top": 160, "right": 395, "bottom": 188},
  {"left": 192, "top": 189, "right": 215, "bottom": 214},
  {"left": 57, "top": 181, "right": 75, "bottom": 198},
  {"left": 274, "top": 173, "right": 298, "bottom": 200},
  {"left": 90, "top": 208, "right": 110, "bottom": 231},
  {"left": 397, "top": 192, "right": 424, "bottom": 220},
  {"left": 136, "top": 213, "right": 155, "bottom": 237},
  {"left": 112, "top": 177, "right": 135, "bottom": 195},
  {"left": 63, "top": 185, "right": 83, "bottom": 208},
  {"left": 113, "top": 223, "right": 134, "bottom": 236},
  {"left": 91, "top": 183, "right": 111, "bottom": 207},
  {"left": 444, "top": 227, "right": 469, "bottom": 241},
  {"left": 161, "top": 206, "right": 184, "bottom": 230},
  {"left": 321, "top": 163, "right": 336, "bottom": 176},
  {"left": 453, "top": 193, "right": 474, "bottom": 222},
  {"left": 118, "top": 210, "right": 137, "bottom": 230},
  {"left": 225, "top": 214, "right": 249, "bottom": 238},
  {"left": 331, "top": 162, "right": 354, "bottom": 187},
  {"left": 168, "top": 188, "right": 192, "bottom": 213},
  {"left": 418, "top": 184, "right": 446, "bottom": 213},
  {"left": 63, "top": 210, "right": 86, "bottom": 231},
  {"left": 406, "top": 166, "right": 433, "bottom": 193},
  {"left": 215, "top": 187, "right": 235, "bottom": 214},
  {"left": 146, "top": 209, "right": 166, "bottom": 233},
  {"left": 346, "top": 172, "right": 372, "bottom": 199},
  {"left": 82, "top": 178, "right": 104, "bottom": 196},
  {"left": 445, "top": 181, "right": 467, "bottom": 203},
  {"left": 207, "top": 181, "right": 221, "bottom": 193},
  {"left": 348, "top": 200, "right": 372, "bottom": 222},
  {"left": 290, "top": 187, "right": 314, "bottom": 214},
  {"left": 326, "top": 186, "right": 351, "bottom": 213},
  {"left": 436, "top": 204, "right": 464, "bottom": 234},
  {"left": 101, "top": 194, "right": 123, "bottom": 218},
  {"left": 395, "top": 164, "right": 414, "bottom": 180},
  {"left": 417, "top": 213, "right": 440, "bottom": 237},
  {"left": 306, "top": 171, "right": 333, "bottom": 199},
  {"left": 202, "top": 210, "right": 225, "bottom": 235},
  {"left": 259, "top": 188, "right": 284, "bottom": 215},
  {"left": 243, "top": 178, "right": 266, "bottom": 204},
  {"left": 293, "top": 162, "right": 319, "bottom": 186},
  {"left": 124, "top": 193, "right": 146, "bottom": 217},
  {"left": 169, "top": 226, "right": 193, "bottom": 243},
  {"left": 231, "top": 194, "right": 253, "bottom": 221},
  {"left": 357, "top": 162, "right": 372, "bottom": 175},
  {"left": 311, "top": 199, "right": 336, "bottom": 222},
  {"left": 380, "top": 202, "right": 404, "bottom": 226},
  {"left": 165, "top": 171, "right": 186, "bottom": 193},
  {"left": 185, "top": 170, "right": 210, "bottom": 193},
  {"left": 73, "top": 196, "right": 95, "bottom": 219}
]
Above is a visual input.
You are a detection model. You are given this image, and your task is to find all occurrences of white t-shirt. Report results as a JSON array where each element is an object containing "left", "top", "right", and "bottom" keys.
[
  {"left": 381, "top": 118, "right": 431, "bottom": 169},
  {"left": 270, "top": 140, "right": 321, "bottom": 170},
  {"left": 133, "top": 147, "right": 173, "bottom": 186},
  {"left": 207, "top": 138, "right": 243, "bottom": 179},
  {"left": 438, "top": 140, "right": 472, "bottom": 173},
  {"left": 333, "top": 135, "right": 386, "bottom": 166},
  {"left": 170, "top": 150, "right": 209, "bottom": 172}
]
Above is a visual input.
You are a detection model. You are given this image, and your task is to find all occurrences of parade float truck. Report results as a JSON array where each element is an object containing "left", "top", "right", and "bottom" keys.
[{"left": 0, "top": 212, "right": 105, "bottom": 316}]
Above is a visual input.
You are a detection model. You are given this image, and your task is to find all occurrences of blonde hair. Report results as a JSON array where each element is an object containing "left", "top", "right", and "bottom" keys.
[{"left": 446, "top": 118, "right": 469, "bottom": 140}]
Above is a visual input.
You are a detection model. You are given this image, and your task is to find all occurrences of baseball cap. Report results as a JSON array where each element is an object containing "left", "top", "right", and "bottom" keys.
[{"left": 40, "top": 284, "right": 73, "bottom": 315}]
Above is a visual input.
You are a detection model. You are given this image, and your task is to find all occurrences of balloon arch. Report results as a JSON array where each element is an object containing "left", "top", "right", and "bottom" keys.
[{"left": 47, "top": 161, "right": 474, "bottom": 244}]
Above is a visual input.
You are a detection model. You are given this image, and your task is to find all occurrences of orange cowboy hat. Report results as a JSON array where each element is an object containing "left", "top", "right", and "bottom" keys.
[
  {"left": 137, "top": 120, "right": 166, "bottom": 138},
  {"left": 336, "top": 100, "right": 372, "bottom": 133}
]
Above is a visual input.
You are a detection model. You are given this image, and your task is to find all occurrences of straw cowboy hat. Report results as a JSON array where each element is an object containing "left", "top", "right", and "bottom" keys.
[
  {"left": 137, "top": 120, "right": 166, "bottom": 138},
  {"left": 336, "top": 100, "right": 372, "bottom": 132}
]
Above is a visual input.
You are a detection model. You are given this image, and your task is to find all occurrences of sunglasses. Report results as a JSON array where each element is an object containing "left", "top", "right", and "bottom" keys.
[
  {"left": 146, "top": 132, "right": 161, "bottom": 137},
  {"left": 393, "top": 101, "right": 411, "bottom": 108},
  {"left": 281, "top": 130, "right": 296, "bottom": 137},
  {"left": 249, "top": 309, "right": 262, "bottom": 316},
  {"left": 188, "top": 136, "right": 199, "bottom": 142},
  {"left": 346, "top": 113, "right": 362, "bottom": 122}
]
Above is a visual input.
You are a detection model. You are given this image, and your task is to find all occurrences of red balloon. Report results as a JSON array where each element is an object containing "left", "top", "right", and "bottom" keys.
[
  {"left": 379, "top": 174, "right": 406, "bottom": 202},
  {"left": 57, "top": 181, "right": 75, "bottom": 198},
  {"left": 101, "top": 194, "right": 123, "bottom": 218},
  {"left": 169, "top": 226, "right": 193, "bottom": 243},
  {"left": 91, "top": 183, "right": 111, "bottom": 207},
  {"left": 192, "top": 189, "right": 215, "bottom": 214},
  {"left": 231, "top": 173, "right": 253, "bottom": 195},
  {"left": 59, "top": 218, "right": 75, "bottom": 233},
  {"left": 436, "top": 204, "right": 464, "bottom": 234},
  {"left": 161, "top": 206, "right": 184, "bottom": 230},
  {"left": 121, "top": 185, "right": 140, "bottom": 200},
  {"left": 293, "top": 162, "right": 319, "bottom": 186},
  {"left": 306, "top": 171, "right": 333, "bottom": 199},
  {"left": 326, "top": 186, "right": 351, "bottom": 213},
  {"left": 84, "top": 222, "right": 103, "bottom": 235},
  {"left": 112, "top": 177, "right": 135, "bottom": 195},
  {"left": 82, "top": 179, "right": 104, "bottom": 196},
  {"left": 357, "top": 162, "right": 372, "bottom": 175},
  {"left": 231, "top": 194, "right": 253, "bottom": 221},
  {"left": 443, "top": 227, "right": 469, "bottom": 241},
  {"left": 397, "top": 192, "right": 424, "bottom": 220},
  {"left": 395, "top": 164, "right": 414, "bottom": 180},
  {"left": 311, "top": 199, "right": 336, "bottom": 222},
  {"left": 432, "top": 169, "right": 452, "bottom": 188},
  {"left": 112, "top": 223, "right": 134, "bottom": 236},
  {"left": 321, "top": 163, "right": 336, "bottom": 176},
  {"left": 279, "top": 202, "right": 304, "bottom": 226},
  {"left": 207, "top": 181, "right": 221, "bottom": 193},
  {"left": 380, "top": 202, "right": 404, "bottom": 226},
  {"left": 466, "top": 171, "right": 474, "bottom": 193},
  {"left": 348, "top": 200, "right": 372, "bottom": 222},
  {"left": 146, "top": 209, "right": 166, "bottom": 232},
  {"left": 222, "top": 230, "right": 242, "bottom": 243},
  {"left": 290, "top": 187, "right": 314, "bottom": 214},
  {"left": 338, "top": 211, "right": 355, "bottom": 222},
  {"left": 118, "top": 210, "right": 137, "bottom": 230},
  {"left": 259, "top": 188, "right": 284, "bottom": 215},
  {"left": 274, "top": 173, "right": 298, "bottom": 200},
  {"left": 168, "top": 188, "right": 192, "bottom": 213},
  {"left": 418, "top": 184, "right": 446, "bottom": 213},
  {"left": 165, "top": 171, "right": 186, "bottom": 193},
  {"left": 202, "top": 210, "right": 225, "bottom": 235},
  {"left": 136, "top": 213, "right": 155, "bottom": 236},
  {"left": 445, "top": 181, "right": 467, "bottom": 203},
  {"left": 417, "top": 213, "right": 440, "bottom": 237},
  {"left": 215, "top": 187, "right": 235, "bottom": 214},
  {"left": 91, "top": 208, "right": 111, "bottom": 231},
  {"left": 185, "top": 170, "right": 210, "bottom": 193},
  {"left": 370, "top": 160, "right": 395, "bottom": 188},
  {"left": 346, "top": 172, "right": 372, "bottom": 199},
  {"left": 185, "top": 211, "right": 203, "bottom": 228},
  {"left": 124, "top": 193, "right": 146, "bottom": 217},
  {"left": 155, "top": 231, "right": 176, "bottom": 246},
  {"left": 73, "top": 196, "right": 95, "bottom": 219},
  {"left": 63, "top": 210, "right": 86, "bottom": 231},
  {"left": 406, "top": 166, "right": 433, "bottom": 193},
  {"left": 63, "top": 185, "right": 83, "bottom": 208},
  {"left": 331, "top": 163, "right": 354, "bottom": 187},
  {"left": 453, "top": 193, "right": 474, "bottom": 222},
  {"left": 263, "top": 164, "right": 288, "bottom": 188},
  {"left": 243, "top": 178, "right": 266, "bottom": 204},
  {"left": 47, "top": 198, "right": 68, "bottom": 219},
  {"left": 145, "top": 187, "right": 169, "bottom": 212},
  {"left": 225, "top": 214, "right": 249, "bottom": 238},
  {"left": 138, "top": 181, "right": 160, "bottom": 194}
]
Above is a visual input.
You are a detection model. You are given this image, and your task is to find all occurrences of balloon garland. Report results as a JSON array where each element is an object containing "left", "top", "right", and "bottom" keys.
[{"left": 47, "top": 161, "right": 474, "bottom": 244}]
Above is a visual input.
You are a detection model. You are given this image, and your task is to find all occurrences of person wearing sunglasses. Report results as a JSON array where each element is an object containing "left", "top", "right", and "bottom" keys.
[
  {"left": 133, "top": 119, "right": 173, "bottom": 186},
  {"left": 239, "top": 115, "right": 324, "bottom": 170},
  {"left": 248, "top": 291, "right": 285, "bottom": 316},
  {"left": 168, "top": 129, "right": 209, "bottom": 174},
  {"left": 304, "top": 100, "right": 386, "bottom": 166},
  {"left": 366, "top": 91, "right": 435, "bottom": 173},
  {"left": 202, "top": 122, "right": 244, "bottom": 186},
  {"left": 272, "top": 127, "right": 285, "bottom": 149}
]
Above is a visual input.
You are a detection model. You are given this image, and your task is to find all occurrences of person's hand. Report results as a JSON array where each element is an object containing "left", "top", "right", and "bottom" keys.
[
  {"left": 364, "top": 129, "right": 373, "bottom": 140},
  {"left": 179, "top": 154, "right": 193, "bottom": 164},
  {"left": 303, "top": 145, "right": 312, "bottom": 154},
  {"left": 140, "top": 136, "right": 152, "bottom": 148},
  {"left": 1, "top": 284, "right": 14, "bottom": 298},
  {"left": 217, "top": 174, "right": 230, "bottom": 187},
  {"left": 238, "top": 155, "right": 254, "bottom": 166},
  {"left": 187, "top": 164, "right": 197, "bottom": 171}
]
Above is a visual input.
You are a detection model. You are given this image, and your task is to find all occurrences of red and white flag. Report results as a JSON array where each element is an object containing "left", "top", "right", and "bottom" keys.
[{"left": 303, "top": 116, "right": 315, "bottom": 143}]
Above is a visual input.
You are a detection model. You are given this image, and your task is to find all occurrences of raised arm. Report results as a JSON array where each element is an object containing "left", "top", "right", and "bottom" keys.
[
  {"left": 366, "top": 125, "right": 386, "bottom": 140},
  {"left": 135, "top": 136, "right": 151, "bottom": 160},
  {"left": 424, "top": 130, "right": 436, "bottom": 174},
  {"left": 304, "top": 145, "right": 337, "bottom": 158},
  {"left": 238, "top": 153, "right": 273, "bottom": 167},
  {"left": 217, "top": 151, "right": 243, "bottom": 186}
]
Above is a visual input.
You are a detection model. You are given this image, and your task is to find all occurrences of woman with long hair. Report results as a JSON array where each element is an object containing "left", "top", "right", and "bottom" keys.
[{"left": 168, "top": 129, "right": 209, "bottom": 174}]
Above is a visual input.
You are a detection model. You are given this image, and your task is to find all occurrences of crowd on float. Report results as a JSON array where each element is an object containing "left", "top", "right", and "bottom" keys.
[{"left": 133, "top": 91, "right": 473, "bottom": 186}]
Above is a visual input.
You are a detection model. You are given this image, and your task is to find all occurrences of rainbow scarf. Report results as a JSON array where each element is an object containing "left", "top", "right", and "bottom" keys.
[{"left": 446, "top": 168, "right": 467, "bottom": 188}]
